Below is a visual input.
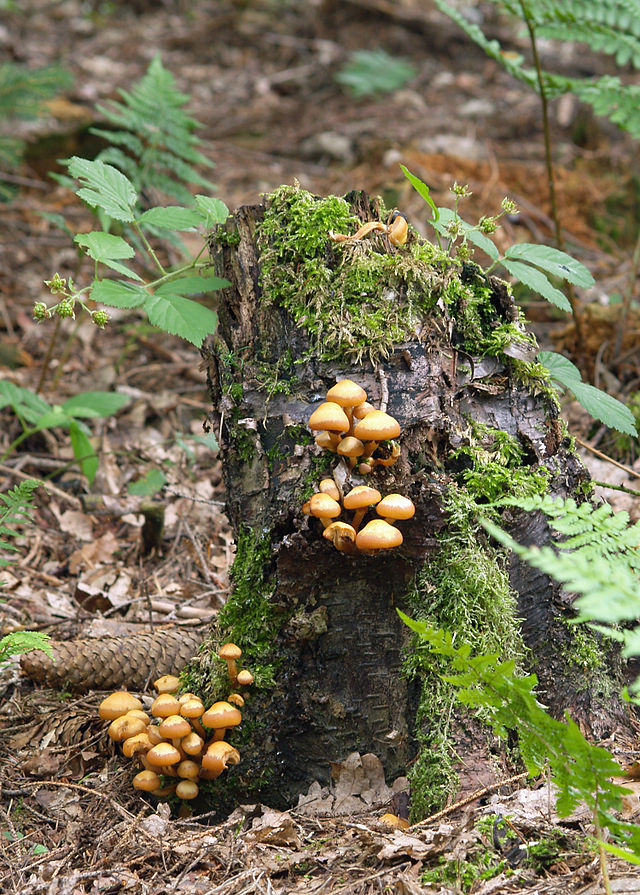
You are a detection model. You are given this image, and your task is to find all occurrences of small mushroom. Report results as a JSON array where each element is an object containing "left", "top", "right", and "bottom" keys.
[
  {"left": 146, "top": 742, "right": 182, "bottom": 768},
  {"left": 153, "top": 674, "right": 181, "bottom": 694},
  {"left": 318, "top": 478, "right": 341, "bottom": 502},
  {"left": 122, "top": 731, "right": 153, "bottom": 758},
  {"left": 308, "top": 402, "right": 350, "bottom": 439},
  {"left": 201, "top": 700, "right": 242, "bottom": 742},
  {"left": 228, "top": 693, "right": 245, "bottom": 707},
  {"left": 176, "top": 759, "right": 200, "bottom": 780},
  {"left": 326, "top": 379, "right": 367, "bottom": 429},
  {"left": 323, "top": 521, "right": 357, "bottom": 553},
  {"left": 308, "top": 492, "right": 341, "bottom": 530},
  {"left": 380, "top": 812, "right": 410, "bottom": 829},
  {"left": 343, "top": 485, "right": 382, "bottom": 532},
  {"left": 236, "top": 669, "right": 254, "bottom": 687},
  {"left": 176, "top": 779, "right": 199, "bottom": 800},
  {"left": 200, "top": 741, "right": 240, "bottom": 779},
  {"left": 133, "top": 770, "right": 162, "bottom": 793},
  {"left": 158, "top": 714, "right": 192, "bottom": 747},
  {"left": 314, "top": 430, "right": 339, "bottom": 451},
  {"left": 182, "top": 731, "right": 205, "bottom": 756},
  {"left": 337, "top": 435, "right": 365, "bottom": 468},
  {"left": 353, "top": 401, "right": 376, "bottom": 420},
  {"left": 99, "top": 692, "right": 143, "bottom": 721},
  {"left": 150, "top": 693, "right": 181, "bottom": 719},
  {"left": 352, "top": 411, "right": 401, "bottom": 461},
  {"left": 355, "top": 518, "right": 403, "bottom": 553},
  {"left": 376, "top": 494, "right": 415, "bottom": 523},
  {"left": 219, "top": 643, "right": 242, "bottom": 684},
  {"left": 387, "top": 212, "right": 408, "bottom": 247},
  {"left": 108, "top": 713, "right": 147, "bottom": 742},
  {"left": 179, "top": 698, "right": 205, "bottom": 720}
]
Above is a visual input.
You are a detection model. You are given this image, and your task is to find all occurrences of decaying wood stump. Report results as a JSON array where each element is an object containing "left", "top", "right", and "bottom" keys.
[{"left": 195, "top": 185, "right": 630, "bottom": 815}]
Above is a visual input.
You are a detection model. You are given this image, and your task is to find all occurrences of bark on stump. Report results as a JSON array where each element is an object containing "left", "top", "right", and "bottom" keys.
[{"left": 198, "top": 186, "right": 628, "bottom": 813}]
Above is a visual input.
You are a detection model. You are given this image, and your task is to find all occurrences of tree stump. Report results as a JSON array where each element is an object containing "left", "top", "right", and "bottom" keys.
[{"left": 192, "top": 184, "right": 629, "bottom": 816}]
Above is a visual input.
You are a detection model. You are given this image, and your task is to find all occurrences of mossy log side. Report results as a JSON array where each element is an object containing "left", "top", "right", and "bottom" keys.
[{"left": 198, "top": 188, "right": 628, "bottom": 812}]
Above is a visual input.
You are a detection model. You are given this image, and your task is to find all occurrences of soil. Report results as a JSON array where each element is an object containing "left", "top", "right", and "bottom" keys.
[{"left": 1, "top": 1, "right": 640, "bottom": 893}]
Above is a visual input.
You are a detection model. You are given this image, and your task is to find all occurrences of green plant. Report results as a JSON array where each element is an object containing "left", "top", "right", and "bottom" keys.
[
  {"left": 90, "top": 55, "right": 215, "bottom": 210},
  {"left": 484, "top": 494, "right": 640, "bottom": 694},
  {"left": 0, "top": 380, "right": 129, "bottom": 486},
  {"left": 402, "top": 166, "right": 637, "bottom": 436},
  {"left": 399, "top": 617, "right": 640, "bottom": 886},
  {"left": 0, "top": 62, "right": 72, "bottom": 201},
  {"left": 334, "top": 49, "right": 416, "bottom": 97},
  {"left": 0, "top": 481, "right": 51, "bottom": 667}
]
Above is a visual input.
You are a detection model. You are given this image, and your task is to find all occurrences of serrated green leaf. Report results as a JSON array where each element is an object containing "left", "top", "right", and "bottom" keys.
[
  {"left": 90, "top": 279, "right": 148, "bottom": 308},
  {"left": 194, "top": 195, "right": 229, "bottom": 223},
  {"left": 62, "top": 391, "right": 130, "bottom": 419},
  {"left": 504, "top": 244, "right": 594, "bottom": 287},
  {"left": 0, "top": 382, "right": 51, "bottom": 425},
  {"left": 400, "top": 165, "right": 439, "bottom": 220},
  {"left": 66, "top": 157, "right": 137, "bottom": 222},
  {"left": 539, "top": 350, "right": 582, "bottom": 384},
  {"left": 97, "top": 259, "right": 144, "bottom": 281},
  {"left": 138, "top": 206, "right": 204, "bottom": 231},
  {"left": 127, "top": 468, "right": 167, "bottom": 497},
  {"left": 500, "top": 259, "right": 572, "bottom": 311},
  {"left": 74, "top": 231, "right": 135, "bottom": 261},
  {"left": 69, "top": 419, "right": 98, "bottom": 485},
  {"left": 154, "top": 275, "right": 230, "bottom": 296},
  {"left": 143, "top": 293, "right": 218, "bottom": 346},
  {"left": 33, "top": 409, "right": 71, "bottom": 431},
  {"left": 539, "top": 350, "right": 636, "bottom": 435}
]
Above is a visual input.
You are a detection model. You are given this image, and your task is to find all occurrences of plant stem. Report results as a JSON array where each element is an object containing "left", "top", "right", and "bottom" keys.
[
  {"left": 613, "top": 227, "right": 640, "bottom": 362},
  {"left": 594, "top": 810, "right": 613, "bottom": 895},
  {"left": 52, "top": 316, "right": 82, "bottom": 389},
  {"left": 133, "top": 223, "right": 166, "bottom": 275},
  {"left": 35, "top": 315, "right": 61, "bottom": 394},
  {"left": 518, "top": 0, "right": 585, "bottom": 356}
]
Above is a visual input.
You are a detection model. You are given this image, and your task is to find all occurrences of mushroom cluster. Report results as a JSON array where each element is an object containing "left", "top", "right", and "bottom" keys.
[
  {"left": 328, "top": 211, "right": 408, "bottom": 248},
  {"left": 98, "top": 643, "right": 253, "bottom": 802},
  {"left": 303, "top": 481, "right": 415, "bottom": 554},
  {"left": 308, "top": 378, "right": 402, "bottom": 474}
]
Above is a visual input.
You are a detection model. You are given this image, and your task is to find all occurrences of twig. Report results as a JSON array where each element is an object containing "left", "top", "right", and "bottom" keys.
[
  {"left": 592, "top": 479, "right": 640, "bottom": 497},
  {"left": 574, "top": 436, "right": 639, "bottom": 479},
  {"left": 375, "top": 364, "right": 389, "bottom": 412},
  {"left": 411, "top": 771, "right": 529, "bottom": 828},
  {"left": 183, "top": 519, "right": 215, "bottom": 586},
  {"left": 0, "top": 463, "right": 82, "bottom": 508}
]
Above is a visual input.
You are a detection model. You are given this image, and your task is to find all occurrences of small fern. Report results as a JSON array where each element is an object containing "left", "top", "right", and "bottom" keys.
[
  {"left": 90, "top": 55, "right": 215, "bottom": 207},
  {"left": 0, "top": 62, "right": 72, "bottom": 200}
]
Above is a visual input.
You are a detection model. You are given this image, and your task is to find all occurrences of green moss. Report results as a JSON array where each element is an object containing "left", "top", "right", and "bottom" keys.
[
  {"left": 405, "top": 484, "right": 527, "bottom": 820},
  {"left": 233, "top": 426, "right": 255, "bottom": 463}
]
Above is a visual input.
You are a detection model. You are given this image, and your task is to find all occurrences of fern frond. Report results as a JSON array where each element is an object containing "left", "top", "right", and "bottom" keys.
[
  {"left": 0, "top": 63, "right": 72, "bottom": 121},
  {"left": 0, "top": 479, "right": 41, "bottom": 566},
  {"left": 90, "top": 55, "right": 215, "bottom": 205}
]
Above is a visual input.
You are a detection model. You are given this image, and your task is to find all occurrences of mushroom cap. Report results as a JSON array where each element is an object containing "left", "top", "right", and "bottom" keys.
[
  {"left": 146, "top": 742, "right": 182, "bottom": 767},
  {"left": 201, "top": 701, "right": 242, "bottom": 730},
  {"left": 153, "top": 674, "right": 181, "bottom": 694},
  {"left": 355, "top": 519, "right": 403, "bottom": 551},
  {"left": 236, "top": 670, "right": 254, "bottom": 686},
  {"left": 176, "top": 780, "right": 199, "bottom": 800},
  {"left": 376, "top": 494, "right": 416, "bottom": 521},
  {"left": 201, "top": 741, "right": 241, "bottom": 777},
  {"left": 326, "top": 379, "right": 367, "bottom": 408},
  {"left": 146, "top": 725, "right": 164, "bottom": 746},
  {"left": 343, "top": 485, "right": 382, "bottom": 510},
  {"left": 308, "top": 492, "right": 341, "bottom": 520},
  {"left": 150, "top": 693, "right": 181, "bottom": 718},
  {"left": 180, "top": 698, "right": 205, "bottom": 719},
  {"left": 318, "top": 478, "right": 340, "bottom": 501},
  {"left": 177, "top": 760, "right": 200, "bottom": 780},
  {"left": 181, "top": 731, "right": 204, "bottom": 756},
  {"left": 122, "top": 732, "right": 153, "bottom": 758},
  {"left": 158, "top": 714, "right": 192, "bottom": 740},
  {"left": 133, "top": 770, "right": 162, "bottom": 792},
  {"left": 353, "top": 410, "right": 401, "bottom": 441},
  {"left": 219, "top": 642, "right": 242, "bottom": 661},
  {"left": 323, "top": 521, "right": 357, "bottom": 550},
  {"left": 99, "top": 691, "right": 143, "bottom": 721},
  {"left": 108, "top": 714, "right": 147, "bottom": 742},
  {"left": 337, "top": 436, "right": 364, "bottom": 458},
  {"left": 353, "top": 401, "right": 376, "bottom": 420},
  {"left": 308, "top": 402, "right": 350, "bottom": 433},
  {"left": 228, "top": 692, "right": 245, "bottom": 706},
  {"left": 314, "top": 431, "right": 338, "bottom": 451}
]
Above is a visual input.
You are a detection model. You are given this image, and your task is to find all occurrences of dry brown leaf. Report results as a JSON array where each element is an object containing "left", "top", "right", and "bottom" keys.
[{"left": 68, "top": 530, "right": 119, "bottom": 574}]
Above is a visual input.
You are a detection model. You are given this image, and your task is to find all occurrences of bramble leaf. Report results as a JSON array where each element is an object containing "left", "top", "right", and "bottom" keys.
[
  {"left": 400, "top": 165, "right": 439, "bottom": 220},
  {"left": 61, "top": 391, "right": 130, "bottom": 419},
  {"left": 137, "top": 206, "right": 204, "bottom": 231},
  {"left": 66, "top": 157, "right": 137, "bottom": 222},
  {"left": 143, "top": 293, "right": 218, "bottom": 346},
  {"left": 90, "top": 279, "right": 148, "bottom": 308},
  {"left": 499, "top": 258, "right": 572, "bottom": 311},
  {"left": 69, "top": 419, "right": 98, "bottom": 485},
  {"left": 503, "top": 244, "right": 595, "bottom": 287}
]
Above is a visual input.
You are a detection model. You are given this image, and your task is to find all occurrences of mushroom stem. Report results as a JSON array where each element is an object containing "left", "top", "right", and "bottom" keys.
[
  {"left": 190, "top": 718, "right": 206, "bottom": 738},
  {"left": 351, "top": 508, "right": 368, "bottom": 532}
]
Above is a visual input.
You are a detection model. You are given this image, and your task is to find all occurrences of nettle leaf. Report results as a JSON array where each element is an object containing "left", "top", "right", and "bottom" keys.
[
  {"left": 155, "top": 275, "right": 230, "bottom": 296},
  {"left": 500, "top": 258, "right": 572, "bottom": 311},
  {"left": 539, "top": 351, "right": 637, "bottom": 435},
  {"left": 137, "top": 206, "right": 205, "bottom": 231},
  {"left": 400, "top": 165, "right": 439, "bottom": 220},
  {"left": 0, "top": 382, "right": 51, "bottom": 425},
  {"left": 91, "top": 279, "right": 148, "bottom": 308},
  {"left": 62, "top": 391, "right": 130, "bottom": 419},
  {"left": 74, "top": 231, "right": 134, "bottom": 261},
  {"left": 66, "top": 157, "right": 137, "bottom": 222},
  {"left": 143, "top": 293, "right": 218, "bottom": 346},
  {"left": 503, "top": 244, "right": 595, "bottom": 288},
  {"left": 195, "top": 195, "right": 229, "bottom": 224},
  {"left": 69, "top": 419, "right": 98, "bottom": 485}
]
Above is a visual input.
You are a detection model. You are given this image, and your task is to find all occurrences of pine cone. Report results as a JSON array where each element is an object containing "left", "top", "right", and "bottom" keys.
[{"left": 20, "top": 628, "right": 205, "bottom": 691}]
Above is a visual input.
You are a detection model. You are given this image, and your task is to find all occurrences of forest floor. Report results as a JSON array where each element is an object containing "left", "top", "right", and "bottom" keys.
[{"left": 1, "top": 1, "right": 640, "bottom": 892}]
